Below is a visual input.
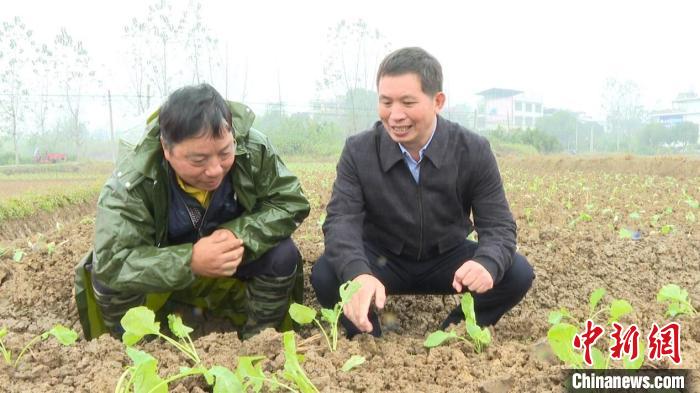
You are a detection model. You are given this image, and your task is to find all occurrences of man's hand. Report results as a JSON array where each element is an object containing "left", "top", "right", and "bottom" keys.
[
  {"left": 191, "top": 229, "right": 244, "bottom": 277},
  {"left": 343, "top": 274, "right": 386, "bottom": 333},
  {"left": 452, "top": 260, "right": 493, "bottom": 294}
]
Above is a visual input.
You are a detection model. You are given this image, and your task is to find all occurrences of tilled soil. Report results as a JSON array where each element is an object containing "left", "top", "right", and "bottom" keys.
[{"left": 0, "top": 156, "right": 698, "bottom": 392}]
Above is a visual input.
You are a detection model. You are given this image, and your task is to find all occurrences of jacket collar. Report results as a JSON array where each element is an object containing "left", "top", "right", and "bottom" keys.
[
  {"left": 130, "top": 101, "right": 256, "bottom": 180},
  {"left": 379, "top": 115, "right": 447, "bottom": 172}
]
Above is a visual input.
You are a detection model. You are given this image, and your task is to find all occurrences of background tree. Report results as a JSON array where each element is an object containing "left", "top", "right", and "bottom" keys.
[
  {"left": 601, "top": 78, "right": 644, "bottom": 152},
  {"left": 0, "top": 17, "right": 38, "bottom": 164},
  {"left": 317, "top": 19, "right": 390, "bottom": 135},
  {"left": 53, "top": 28, "right": 98, "bottom": 159}
]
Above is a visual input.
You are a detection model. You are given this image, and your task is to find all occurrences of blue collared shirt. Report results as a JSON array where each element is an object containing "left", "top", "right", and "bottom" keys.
[{"left": 398, "top": 123, "right": 437, "bottom": 184}]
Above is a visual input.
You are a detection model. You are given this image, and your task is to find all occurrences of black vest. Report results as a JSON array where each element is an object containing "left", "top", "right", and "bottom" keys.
[{"left": 167, "top": 167, "right": 243, "bottom": 245}]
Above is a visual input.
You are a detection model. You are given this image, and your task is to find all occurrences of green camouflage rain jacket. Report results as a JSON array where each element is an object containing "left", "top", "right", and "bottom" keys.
[{"left": 74, "top": 101, "right": 310, "bottom": 339}]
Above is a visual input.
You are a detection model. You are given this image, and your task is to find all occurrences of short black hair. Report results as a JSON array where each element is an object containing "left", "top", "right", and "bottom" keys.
[
  {"left": 158, "top": 83, "right": 233, "bottom": 148},
  {"left": 376, "top": 47, "right": 443, "bottom": 96}
]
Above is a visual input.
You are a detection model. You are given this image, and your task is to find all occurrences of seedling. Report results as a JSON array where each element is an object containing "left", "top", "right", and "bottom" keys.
[
  {"left": 0, "top": 324, "right": 78, "bottom": 367},
  {"left": 524, "top": 207, "right": 534, "bottom": 225},
  {"left": 281, "top": 331, "right": 319, "bottom": 393},
  {"left": 116, "top": 307, "right": 307, "bottom": 393},
  {"left": 12, "top": 249, "right": 24, "bottom": 263},
  {"left": 423, "top": 293, "right": 491, "bottom": 353},
  {"left": 289, "top": 280, "right": 360, "bottom": 352},
  {"left": 46, "top": 242, "right": 56, "bottom": 256},
  {"left": 341, "top": 355, "right": 366, "bottom": 372},
  {"left": 569, "top": 212, "right": 592, "bottom": 227},
  {"left": 660, "top": 224, "right": 674, "bottom": 235},
  {"left": 546, "top": 288, "right": 640, "bottom": 370},
  {"left": 657, "top": 284, "right": 697, "bottom": 318}
]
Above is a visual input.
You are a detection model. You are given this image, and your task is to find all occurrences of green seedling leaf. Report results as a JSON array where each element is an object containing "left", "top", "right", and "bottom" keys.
[
  {"left": 657, "top": 284, "right": 696, "bottom": 317},
  {"left": 289, "top": 303, "right": 317, "bottom": 325},
  {"left": 460, "top": 293, "right": 477, "bottom": 326},
  {"left": 12, "top": 250, "right": 24, "bottom": 263},
  {"left": 657, "top": 284, "right": 686, "bottom": 302},
  {"left": 131, "top": 352, "right": 167, "bottom": 393},
  {"left": 467, "top": 324, "right": 492, "bottom": 347},
  {"left": 547, "top": 323, "right": 582, "bottom": 368},
  {"left": 591, "top": 347, "right": 607, "bottom": 370},
  {"left": 664, "top": 206, "right": 673, "bottom": 214},
  {"left": 209, "top": 365, "right": 243, "bottom": 393},
  {"left": 46, "top": 242, "right": 56, "bottom": 256},
  {"left": 618, "top": 228, "right": 634, "bottom": 239},
  {"left": 623, "top": 342, "right": 645, "bottom": 370},
  {"left": 126, "top": 347, "right": 156, "bottom": 366},
  {"left": 339, "top": 281, "right": 361, "bottom": 303},
  {"left": 686, "top": 211, "right": 696, "bottom": 223},
  {"left": 44, "top": 324, "right": 78, "bottom": 346},
  {"left": 651, "top": 214, "right": 661, "bottom": 225},
  {"left": 0, "top": 328, "right": 7, "bottom": 339},
  {"left": 424, "top": 330, "right": 458, "bottom": 348},
  {"left": 608, "top": 299, "right": 633, "bottom": 323},
  {"left": 548, "top": 308, "right": 571, "bottom": 325},
  {"left": 341, "top": 355, "right": 366, "bottom": 372},
  {"left": 589, "top": 288, "right": 606, "bottom": 315},
  {"left": 660, "top": 224, "right": 674, "bottom": 235},
  {"left": 236, "top": 356, "right": 268, "bottom": 392},
  {"left": 282, "top": 331, "right": 318, "bottom": 393},
  {"left": 628, "top": 212, "right": 641, "bottom": 220},
  {"left": 121, "top": 306, "right": 161, "bottom": 346},
  {"left": 167, "top": 314, "right": 193, "bottom": 339},
  {"left": 320, "top": 308, "right": 335, "bottom": 324}
]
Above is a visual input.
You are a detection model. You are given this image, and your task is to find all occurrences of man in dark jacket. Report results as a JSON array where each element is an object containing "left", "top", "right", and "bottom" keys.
[
  {"left": 311, "top": 47, "right": 534, "bottom": 337},
  {"left": 75, "top": 84, "right": 310, "bottom": 340}
]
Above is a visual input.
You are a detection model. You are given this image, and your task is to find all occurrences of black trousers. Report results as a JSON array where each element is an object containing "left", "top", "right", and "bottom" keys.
[{"left": 310, "top": 239, "right": 534, "bottom": 337}]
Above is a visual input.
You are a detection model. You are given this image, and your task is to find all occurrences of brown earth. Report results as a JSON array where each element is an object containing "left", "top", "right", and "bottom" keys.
[{"left": 0, "top": 155, "right": 698, "bottom": 392}]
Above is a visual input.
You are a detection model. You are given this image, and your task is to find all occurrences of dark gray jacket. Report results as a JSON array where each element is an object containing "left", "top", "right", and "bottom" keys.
[{"left": 323, "top": 116, "right": 516, "bottom": 285}]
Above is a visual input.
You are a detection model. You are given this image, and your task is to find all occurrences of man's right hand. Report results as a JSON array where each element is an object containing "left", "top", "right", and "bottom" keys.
[
  {"left": 343, "top": 274, "right": 386, "bottom": 333},
  {"left": 191, "top": 229, "right": 244, "bottom": 277}
]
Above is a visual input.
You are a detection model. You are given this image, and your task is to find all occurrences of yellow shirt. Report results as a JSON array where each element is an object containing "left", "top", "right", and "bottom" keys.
[{"left": 176, "top": 175, "right": 212, "bottom": 208}]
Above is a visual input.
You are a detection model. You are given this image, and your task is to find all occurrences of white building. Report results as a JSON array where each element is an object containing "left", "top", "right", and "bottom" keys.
[
  {"left": 475, "top": 88, "right": 543, "bottom": 131},
  {"left": 649, "top": 92, "right": 700, "bottom": 144},
  {"left": 650, "top": 92, "right": 700, "bottom": 127}
]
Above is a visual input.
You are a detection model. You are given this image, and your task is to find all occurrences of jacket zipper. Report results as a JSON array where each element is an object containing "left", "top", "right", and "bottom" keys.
[{"left": 417, "top": 181, "right": 424, "bottom": 261}]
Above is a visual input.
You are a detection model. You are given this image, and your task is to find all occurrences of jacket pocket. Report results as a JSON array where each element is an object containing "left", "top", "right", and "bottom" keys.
[
  {"left": 367, "top": 227, "right": 405, "bottom": 256},
  {"left": 438, "top": 231, "right": 466, "bottom": 255}
]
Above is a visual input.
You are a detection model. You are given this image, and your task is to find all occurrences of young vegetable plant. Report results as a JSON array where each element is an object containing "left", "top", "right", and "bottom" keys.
[
  {"left": 547, "top": 288, "right": 642, "bottom": 370},
  {"left": 116, "top": 306, "right": 308, "bottom": 393},
  {"left": 288, "top": 280, "right": 360, "bottom": 352},
  {"left": 657, "top": 284, "right": 697, "bottom": 318},
  {"left": 281, "top": 331, "right": 319, "bottom": 393},
  {"left": 423, "top": 293, "right": 491, "bottom": 353},
  {"left": 116, "top": 306, "right": 243, "bottom": 393},
  {"left": 0, "top": 324, "right": 78, "bottom": 367}
]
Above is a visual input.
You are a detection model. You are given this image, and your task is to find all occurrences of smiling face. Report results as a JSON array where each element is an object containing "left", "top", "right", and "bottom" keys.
[
  {"left": 162, "top": 128, "right": 236, "bottom": 191},
  {"left": 378, "top": 73, "right": 445, "bottom": 155}
]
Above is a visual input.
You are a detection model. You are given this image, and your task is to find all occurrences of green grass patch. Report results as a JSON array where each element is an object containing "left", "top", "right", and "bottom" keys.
[{"left": 0, "top": 184, "right": 102, "bottom": 223}]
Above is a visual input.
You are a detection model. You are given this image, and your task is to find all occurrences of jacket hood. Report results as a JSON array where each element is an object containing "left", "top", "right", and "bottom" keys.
[{"left": 127, "top": 101, "right": 255, "bottom": 180}]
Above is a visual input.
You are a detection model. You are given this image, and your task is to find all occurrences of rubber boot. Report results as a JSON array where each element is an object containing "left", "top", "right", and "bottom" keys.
[{"left": 240, "top": 265, "right": 297, "bottom": 340}]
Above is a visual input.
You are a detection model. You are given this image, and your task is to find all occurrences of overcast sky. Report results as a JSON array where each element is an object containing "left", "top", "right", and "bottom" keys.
[{"left": 6, "top": 0, "right": 700, "bottom": 128}]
